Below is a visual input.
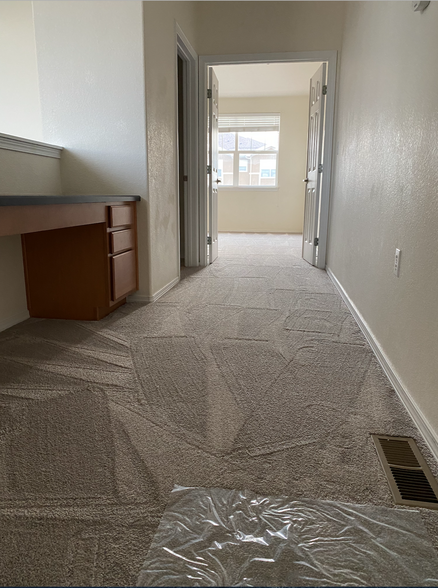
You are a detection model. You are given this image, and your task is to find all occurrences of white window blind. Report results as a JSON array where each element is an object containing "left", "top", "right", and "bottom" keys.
[{"left": 218, "top": 113, "right": 280, "bottom": 133}]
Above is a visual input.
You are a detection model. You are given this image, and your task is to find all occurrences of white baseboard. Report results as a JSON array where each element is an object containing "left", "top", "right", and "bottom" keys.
[
  {"left": 0, "top": 309, "right": 30, "bottom": 333},
  {"left": 327, "top": 266, "right": 438, "bottom": 462},
  {"left": 128, "top": 276, "right": 179, "bottom": 304}
]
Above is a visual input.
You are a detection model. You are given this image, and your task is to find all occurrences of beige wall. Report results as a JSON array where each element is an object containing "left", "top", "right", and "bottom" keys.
[
  {"left": 0, "top": 150, "right": 62, "bottom": 331},
  {"left": 32, "top": 1, "right": 151, "bottom": 296},
  {"left": 327, "top": 2, "right": 438, "bottom": 438},
  {"left": 143, "top": 1, "right": 198, "bottom": 295},
  {"left": 196, "top": 2, "right": 345, "bottom": 55},
  {"left": 218, "top": 96, "right": 308, "bottom": 233},
  {"left": 0, "top": 1, "right": 43, "bottom": 140},
  {"left": 0, "top": 150, "right": 61, "bottom": 196}
]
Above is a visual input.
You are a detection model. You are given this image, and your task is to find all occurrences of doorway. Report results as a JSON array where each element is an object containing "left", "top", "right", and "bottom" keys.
[
  {"left": 199, "top": 51, "right": 337, "bottom": 269},
  {"left": 211, "top": 62, "right": 322, "bottom": 244},
  {"left": 176, "top": 25, "right": 199, "bottom": 268},
  {"left": 177, "top": 54, "right": 186, "bottom": 266}
]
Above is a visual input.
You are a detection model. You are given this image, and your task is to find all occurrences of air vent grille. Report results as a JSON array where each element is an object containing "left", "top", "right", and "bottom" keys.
[
  {"left": 372, "top": 435, "right": 438, "bottom": 510},
  {"left": 390, "top": 468, "right": 438, "bottom": 503},
  {"left": 379, "top": 438, "right": 420, "bottom": 467}
]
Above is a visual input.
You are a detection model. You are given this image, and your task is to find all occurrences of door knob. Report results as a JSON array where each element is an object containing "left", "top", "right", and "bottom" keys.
[
  {"left": 303, "top": 178, "right": 309, "bottom": 183},
  {"left": 215, "top": 179, "right": 222, "bottom": 184}
]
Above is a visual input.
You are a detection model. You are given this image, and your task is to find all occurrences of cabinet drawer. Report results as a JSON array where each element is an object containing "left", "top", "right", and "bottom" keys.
[
  {"left": 109, "top": 204, "right": 133, "bottom": 228},
  {"left": 111, "top": 250, "right": 136, "bottom": 301},
  {"left": 110, "top": 229, "right": 134, "bottom": 254}
]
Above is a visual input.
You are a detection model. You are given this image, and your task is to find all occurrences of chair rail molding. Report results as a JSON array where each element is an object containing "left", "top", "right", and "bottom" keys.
[{"left": 0, "top": 133, "right": 63, "bottom": 158}]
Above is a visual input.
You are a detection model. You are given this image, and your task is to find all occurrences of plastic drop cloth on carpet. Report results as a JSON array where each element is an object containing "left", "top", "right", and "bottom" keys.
[{"left": 137, "top": 486, "right": 438, "bottom": 587}]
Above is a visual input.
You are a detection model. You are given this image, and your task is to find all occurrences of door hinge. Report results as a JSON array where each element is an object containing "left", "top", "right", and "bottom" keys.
[
  {"left": 207, "top": 89, "right": 212, "bottom": 99},
  {"left": 183, "top": 175, "right": 188, "bottom": 182},
  {"left": 322, "top": 85, "right": 328, "bottom": 95},
  {"left": 314, "top": 237, "right": 319, "bottom": 247},
  {"left": 207, "top": 235, "right": 212, "bottom": 245},
  {"left": 207, "top": 165, "right": 212, "bottom": 174},
  {"left": 318, "top": 164, "right": 323, "bottom": 173}
]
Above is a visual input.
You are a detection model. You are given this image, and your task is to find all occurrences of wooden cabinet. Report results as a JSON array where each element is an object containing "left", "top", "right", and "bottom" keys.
[{"left": 21, "top": 201, "right": 138, "bottom": 321}]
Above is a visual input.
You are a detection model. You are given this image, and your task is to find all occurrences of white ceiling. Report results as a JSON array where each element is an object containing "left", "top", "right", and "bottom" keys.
[{"left": 214, "top": 62, "right": 323, "bottom": 98}]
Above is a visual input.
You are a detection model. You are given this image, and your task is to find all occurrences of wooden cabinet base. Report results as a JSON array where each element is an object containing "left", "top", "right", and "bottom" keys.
[
  {"left": 21, "top": 202, "right": 138, "bottom": 321},
  {"left": 22, "top": 224, "right": 115, "bottom": 320}
]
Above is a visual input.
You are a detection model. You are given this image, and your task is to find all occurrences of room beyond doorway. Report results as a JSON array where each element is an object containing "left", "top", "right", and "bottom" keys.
[
  {"left": 218, "top": 231, "right": 303, "bottom": 261},
  {"left": 213, "top": 62, "right": 322, "bottom": 236}
]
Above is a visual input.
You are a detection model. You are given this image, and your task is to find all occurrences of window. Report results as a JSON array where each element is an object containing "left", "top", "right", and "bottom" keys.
[{"left": 218, "top": 114, "right": 280, "bottom": 188}]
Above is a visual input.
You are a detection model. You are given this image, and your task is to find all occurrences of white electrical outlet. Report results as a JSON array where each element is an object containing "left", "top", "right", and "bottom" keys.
[{"left": 394, "top": 248, "right": 401, "bottom": 277}]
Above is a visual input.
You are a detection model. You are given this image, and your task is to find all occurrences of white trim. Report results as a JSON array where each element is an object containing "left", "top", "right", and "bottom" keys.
[
  {"left": 327, "top": 267, "right": 438, "bottom": 462},
  {"left": 128, "top": 276, "right": 180, "bottom": 304},
  {"left": 0, "top": 310, "right": 30, "bottom": 333},
  {"left": 176, "top": 23, "right": 199, "bottom": 267},
  {"left": 0, "top": 133, "right": 62, "bottom": 159},
  {"left": 199, "top": 50, "right": 337, "bottom": 268},
  {"left": 127, "top": 294, "right": 150, "bottom": 303}
]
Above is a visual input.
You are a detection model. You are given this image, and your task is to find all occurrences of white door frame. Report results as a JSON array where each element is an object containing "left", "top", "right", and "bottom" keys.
[
  {"left": 176, "top": 24, "right": 199, "bottom": 267},
  {"left": 199, "top": 50, "right": 337, "bottom": 269}
]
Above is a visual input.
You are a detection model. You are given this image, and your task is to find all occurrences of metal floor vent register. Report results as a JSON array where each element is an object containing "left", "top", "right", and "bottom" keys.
[{"left": 372, "top": 434, "right": 438, "bottom": 509}]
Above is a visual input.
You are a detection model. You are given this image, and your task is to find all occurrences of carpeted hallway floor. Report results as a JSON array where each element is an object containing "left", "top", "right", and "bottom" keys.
[{"left": 1, "top": 232, "right": 438, "bottom": 586}]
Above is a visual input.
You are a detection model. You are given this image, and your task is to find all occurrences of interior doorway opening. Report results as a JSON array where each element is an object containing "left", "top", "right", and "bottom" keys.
[
  {"left": 176, "top": 25, "right": 199, "bottom": 269},
  {"left": 177, "top": 54, "right": 186, "bottom": 267},
  {"left": 199, "top": 51, "right": 337, "bottom": 270},
  {"left": 211, "top": 61, "right": 324, "bottom": 258}
]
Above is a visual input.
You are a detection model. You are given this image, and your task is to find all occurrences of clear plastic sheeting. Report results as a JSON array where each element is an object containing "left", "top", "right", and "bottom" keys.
[{"left": 137, "top": 486, "right": 438, "bottom": 587}]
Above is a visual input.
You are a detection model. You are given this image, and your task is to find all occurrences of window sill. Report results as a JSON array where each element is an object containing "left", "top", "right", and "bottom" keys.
[{"left": 0, "top": 133, "right": 63, "bottom": 159}]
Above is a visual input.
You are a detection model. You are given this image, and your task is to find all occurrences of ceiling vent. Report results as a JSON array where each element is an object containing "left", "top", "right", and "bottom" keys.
[{"left": 372, "top": 435, "right": 438, "bottom": 510}]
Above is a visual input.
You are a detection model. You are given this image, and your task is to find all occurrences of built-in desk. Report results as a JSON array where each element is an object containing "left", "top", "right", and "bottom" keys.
[{"left": 0, "top": 195, "right": 141, "bottom": 320}]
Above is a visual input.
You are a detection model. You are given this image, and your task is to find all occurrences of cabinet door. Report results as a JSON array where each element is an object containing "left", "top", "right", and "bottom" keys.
[
  {"left": 22, "top": 223, "right": 108, "bottom": 320},
  {"left": 111, "top": 250, "right": 136, "bottom": 301}
]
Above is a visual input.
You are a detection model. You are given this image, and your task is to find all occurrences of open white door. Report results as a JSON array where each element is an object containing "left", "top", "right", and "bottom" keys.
[
  {"left": 208, "top": 67, "right": 219, "bottom": 263},
  {"left": 302, "top": 63, "right": 326, "bottom": 266}
]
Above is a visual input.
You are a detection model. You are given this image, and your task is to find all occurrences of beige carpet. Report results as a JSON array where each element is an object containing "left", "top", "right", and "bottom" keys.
[{"left": 0, "top": 232, "right": 437, "bottom": 586}]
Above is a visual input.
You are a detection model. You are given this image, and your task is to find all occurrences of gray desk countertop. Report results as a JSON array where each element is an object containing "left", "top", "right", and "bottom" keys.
[{"left": 0, "top": 195, "right": 141, "bottom": 206}]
